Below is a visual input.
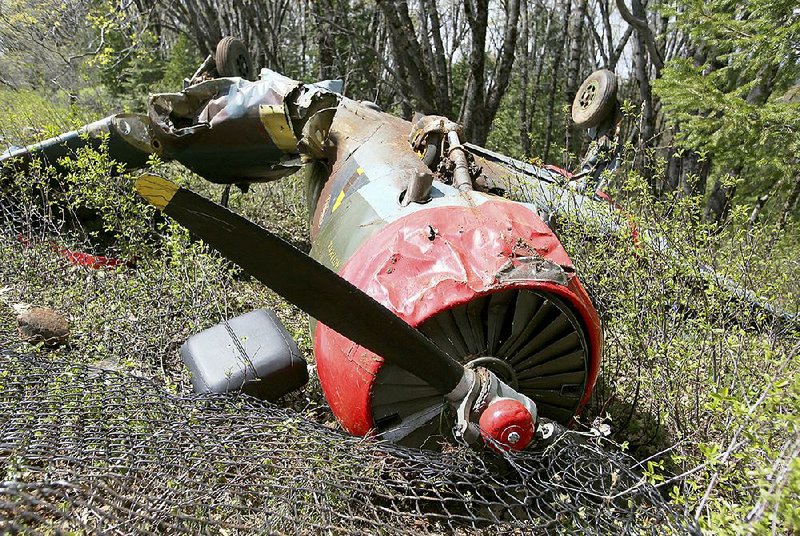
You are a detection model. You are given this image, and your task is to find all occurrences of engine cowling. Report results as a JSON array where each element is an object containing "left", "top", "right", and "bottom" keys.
[{"left": 314, "top": 200, "right": 602, "bottom": 448}]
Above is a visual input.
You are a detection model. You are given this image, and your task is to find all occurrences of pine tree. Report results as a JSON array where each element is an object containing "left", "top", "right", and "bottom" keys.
[{"left": 654, "top": 0, "right": 800, "bottom": 223}]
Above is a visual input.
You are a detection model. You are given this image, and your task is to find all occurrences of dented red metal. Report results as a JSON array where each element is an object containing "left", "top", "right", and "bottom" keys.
[
  {"left": 315, "top": 201, "right": 602, "bottom": 436},
  {"left": 16, "top": 234, "right": 128, "bottom": 269}
]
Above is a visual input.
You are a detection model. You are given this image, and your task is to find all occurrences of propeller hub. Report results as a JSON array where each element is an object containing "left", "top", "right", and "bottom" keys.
[
  {"left": 478, "top": 398, "right": 536, "bottom": 452},
  {"left": 466, "top": 356, "right": 518, "bottom": 389}
]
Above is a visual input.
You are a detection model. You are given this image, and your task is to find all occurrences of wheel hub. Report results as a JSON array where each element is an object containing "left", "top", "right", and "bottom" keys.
[{"left": 579, "top": 82, "right": 597, "bottom": 109}]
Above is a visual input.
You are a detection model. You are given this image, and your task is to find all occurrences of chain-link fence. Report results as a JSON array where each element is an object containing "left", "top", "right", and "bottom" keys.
[{"left": 0, "top": 352, "right": 698, "bottom": 535}]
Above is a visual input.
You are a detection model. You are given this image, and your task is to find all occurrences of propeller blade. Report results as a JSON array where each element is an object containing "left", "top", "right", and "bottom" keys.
[{"left": 135, "top": 174, "right": 465, "bottom": 395}]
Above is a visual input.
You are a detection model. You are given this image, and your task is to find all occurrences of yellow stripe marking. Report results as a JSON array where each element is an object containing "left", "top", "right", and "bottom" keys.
[
  {"left": 259, "top": 104, "right": 298, "bottom": 152},
  {"left": 332, "top": 190, "right": 346, "bottom": 212},
  {"left": 136, "top": 174, "right": 178, "bottom": 210}
]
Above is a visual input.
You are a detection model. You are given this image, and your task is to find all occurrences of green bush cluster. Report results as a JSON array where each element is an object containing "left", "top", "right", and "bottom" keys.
[
  {"left": 553, "top": 163, "right": 799, "bottom": 533},
  {"left": 0, "top": 144, "right": 316, "bottom": 406}
]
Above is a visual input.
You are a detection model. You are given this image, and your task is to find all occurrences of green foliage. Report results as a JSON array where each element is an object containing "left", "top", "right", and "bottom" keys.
[
  {"left": 85, "top": 1, "right": 156, "bottom": 97},
  {"left": 0, "top": 87, "right": 92, "bottom": 145},
  {"left": 551, "top": 163, "right": 799, "bottom": 533},
  {"left": 485, "top": 77, "right": 524, "bottom": 158},
  {"left": 82, "top": 3, "right": 200, "bottom": 110},
  {"left": 60, "top": 144, "right": 160, "bottom": 253},
  {"left": 0, "top": 0, "right": 94, "bottom": 89},
  {"left": 2, "top": 12, "right": 799, "bottom": 528},
  {"left": 159, "top": 34, "right": 201, "bottom": 91},
  {"left": 656, "top": 59, "right": 799, "bottom": 176},
  {"left": 1, "top": 141, "right": 159, "bottom": 257},
  {"left": 0, "top": 154, "right": 315, "bottom": 404},
  {"left": 655, "top": 0, "right": 800, "bottom": 205}
]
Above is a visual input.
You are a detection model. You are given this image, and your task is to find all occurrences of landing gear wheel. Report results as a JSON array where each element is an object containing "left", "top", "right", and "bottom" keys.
[
  {"left": 571, "top": 69, "right": 617, "bottom": 128},
  {"left": 215, "top": 37, "right": 253, "bottom": 80}
]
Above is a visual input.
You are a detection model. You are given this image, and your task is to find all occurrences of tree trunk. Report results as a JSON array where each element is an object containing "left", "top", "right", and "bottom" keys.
[
  {"left": 460, "top": 0, "right": 489, "bottom": 142},
  {"left": 748, "top": 194, "right": 769, "bottom": 228},
  {"left": 484, "top": 0, "right": 521, "bottom": 130},
  {"left": 777, "top": 173, "right": 800, "bottom": 232},
  {"left": 420, "top": 0, "right": 451, "bottom": 113},
  {"left": 460, "top": 0, "right": 520, "bottom": 145},
  {"left": 663, "top": 46, "right": 710, "bottom": 198},
  {"left": 311, "top": 0, "right": 336, "bottom": 79},
  {"left": 631, "top": 0, "right": 655, "bottom": 146},
  {"left": 704, "top": 169, "right": 738, "bottom": 224},
  {"left": 704, "top": 63, "right": 778, "bottom": 223},
  {"left": 566, "top": 0, "right": 588, "bottom": 100},
  {"left": 527, "top": 8, "right": 555, "bottom": 157},
  {"left": 565, "top": 0, "right": 588, "bottom": 164},
  {"left": 665, "top": 144, "right": 710, "bottom": 198},
  {"left": 377, "top": 0, "right": 440, "bottom": 114},
  {"left": 543, "top": 0, "right": 572, "bottom": 163},
  {"left": 519, "top": 0, "right": 531, "bottom": 157}
]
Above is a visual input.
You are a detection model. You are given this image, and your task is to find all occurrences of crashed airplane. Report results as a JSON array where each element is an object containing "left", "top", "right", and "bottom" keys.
[{"left": 2, "top": 38, "right": 793, "bottom": 452}]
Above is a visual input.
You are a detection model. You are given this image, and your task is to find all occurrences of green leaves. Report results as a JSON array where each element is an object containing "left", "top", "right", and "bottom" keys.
[
  {"left": 551, "top": 150, "right": 799, "bottom": 531},
  {"left": 655, "top": 0, "right": 800, "bottom": 206}
]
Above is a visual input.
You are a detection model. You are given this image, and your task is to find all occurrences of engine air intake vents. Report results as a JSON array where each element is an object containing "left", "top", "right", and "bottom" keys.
[{"left": 372, "top": 289, "right": 590, "bottom": 447}]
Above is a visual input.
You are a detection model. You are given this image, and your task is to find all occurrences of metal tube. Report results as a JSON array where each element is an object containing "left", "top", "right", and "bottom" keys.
[{"left": 447, "top": 130, "right": 473, "bottom": 192}]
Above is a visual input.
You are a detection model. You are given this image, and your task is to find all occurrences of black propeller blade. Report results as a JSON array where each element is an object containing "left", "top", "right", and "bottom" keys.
[{"left": 136, "top": 174, "right": 465, "bottom": 395}]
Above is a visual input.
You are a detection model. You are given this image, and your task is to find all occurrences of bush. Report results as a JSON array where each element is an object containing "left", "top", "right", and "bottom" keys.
[{"left": 552, "top": 160, "right": 799, "bottom": 533}]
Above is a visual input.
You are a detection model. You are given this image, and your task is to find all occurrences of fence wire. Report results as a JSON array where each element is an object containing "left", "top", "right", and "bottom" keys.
[{"left": 0, "top": 352, "right": 698, "bottom": 535}]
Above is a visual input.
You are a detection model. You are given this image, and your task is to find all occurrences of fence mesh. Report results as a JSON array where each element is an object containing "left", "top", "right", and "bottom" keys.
[{"left": 0, "top": 351, "right": 698, "bottom": 535}]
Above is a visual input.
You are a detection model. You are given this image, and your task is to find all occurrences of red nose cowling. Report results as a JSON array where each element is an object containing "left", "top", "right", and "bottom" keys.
[{"left": 314, "top": 200, "right": 602, "bottom": 440}]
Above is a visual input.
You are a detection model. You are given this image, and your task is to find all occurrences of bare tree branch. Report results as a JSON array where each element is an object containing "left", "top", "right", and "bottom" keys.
[{"left": 615, "top": 0, "right": 664, "bottom": 71}]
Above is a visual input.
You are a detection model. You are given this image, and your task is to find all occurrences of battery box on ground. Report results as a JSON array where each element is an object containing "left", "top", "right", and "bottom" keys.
[{"left": 180, "top": 308, "right": 308, "bottom": 401}]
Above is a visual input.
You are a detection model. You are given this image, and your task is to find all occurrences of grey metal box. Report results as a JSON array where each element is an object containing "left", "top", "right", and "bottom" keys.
[{"left": 180, "top": 308, "right": 308, "bottom": 401}]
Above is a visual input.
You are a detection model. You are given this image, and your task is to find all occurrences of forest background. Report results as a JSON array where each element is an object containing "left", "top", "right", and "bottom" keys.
[{"left": 0, "top": 0, "right": 798, "bottom": 533}]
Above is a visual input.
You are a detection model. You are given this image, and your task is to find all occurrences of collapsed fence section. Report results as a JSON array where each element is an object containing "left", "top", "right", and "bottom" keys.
[{"left": 0, "top": 352, "right": 697, "bottom": 535}]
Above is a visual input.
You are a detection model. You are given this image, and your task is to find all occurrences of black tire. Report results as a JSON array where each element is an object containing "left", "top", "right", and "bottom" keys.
[
  {"left": 571, "top": 69, "right": 617, "bottom": 128},
  {"left": 215, "top": 37, "right": 253, "bottom": 79}
]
